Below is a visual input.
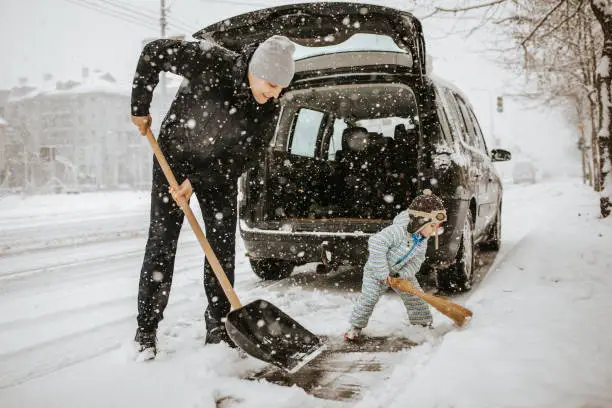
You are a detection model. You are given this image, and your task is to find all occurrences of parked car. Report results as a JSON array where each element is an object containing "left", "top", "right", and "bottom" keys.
[
  {"left": 513, "top": 161, "right": 537, "bottom": 184},
  {"left": 194, "top": 2, "right": 512, "bottom": 292}
]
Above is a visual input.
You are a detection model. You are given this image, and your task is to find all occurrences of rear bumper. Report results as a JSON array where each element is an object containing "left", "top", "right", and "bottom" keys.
[
  {"left": 240, "top": 221, "right": 373, "bottom": 265},
  {"left": 239, "top": 197, "right": 469, "bottom": 267}
]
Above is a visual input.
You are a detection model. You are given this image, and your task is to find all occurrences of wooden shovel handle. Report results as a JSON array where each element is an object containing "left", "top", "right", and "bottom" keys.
[
  {"left": 145, "top": 129, "right": 242, "bottom": 310},
  {"left": 388, "top": 276, "right": 472, "bottom": 327}
]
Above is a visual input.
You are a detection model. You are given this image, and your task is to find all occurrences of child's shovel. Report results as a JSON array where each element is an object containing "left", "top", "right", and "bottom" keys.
[
  {"left": 388, "top": 275, "right": 473, "bottom": 327},
  {"left": 145, "top": 128, "right": 325, "bottom": 373}
]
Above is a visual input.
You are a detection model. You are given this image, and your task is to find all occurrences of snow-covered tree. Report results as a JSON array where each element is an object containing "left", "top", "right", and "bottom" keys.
[
  {"left": 418, "top": 0, "right": 611, "bottom": 217},
  {"left": 591, "top": 0, "right": 612, "bottom": 216}
]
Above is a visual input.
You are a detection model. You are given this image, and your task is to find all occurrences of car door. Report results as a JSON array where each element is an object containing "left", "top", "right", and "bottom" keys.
[
  {"left": 440, "top": 89, "right": 486, "bottom": 235},
  {"left": 465, "top": 105, "right": 500, "bottom": 221},
  {"left": 452, "top": 94, "right": 491, "bottom": 236}
]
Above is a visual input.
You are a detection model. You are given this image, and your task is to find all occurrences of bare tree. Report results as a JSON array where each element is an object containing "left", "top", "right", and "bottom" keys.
[{"left": 591, "top": 0, "right": 612, "bottom": 216}]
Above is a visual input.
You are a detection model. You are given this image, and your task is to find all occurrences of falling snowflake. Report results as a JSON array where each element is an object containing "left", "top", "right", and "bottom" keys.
[
  {"left": 198, "top": 40, "right": 214, "bottom": 51},
  {"left": 186, "top": 118, "right": 196, "bottom": 129},
  {"left": 215, "top": 212, "right": 224, "bottom": 220},
  {"left": 152, "top": 271, "right": 164, "bottom": 282}
]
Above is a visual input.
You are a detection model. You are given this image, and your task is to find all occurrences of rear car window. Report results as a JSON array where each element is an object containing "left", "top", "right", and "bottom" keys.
[
  {"left": 293, "top": 33, "right": 410, "bottom": 60},
  {"left": 288, "top": 108, "right": 325, "bottom": 158},
  {"left": 277, "top": 83, "right": 420, "bottom": 160},
  {"left": 327, "top": 116, "right": 417, "bottom": 161}
]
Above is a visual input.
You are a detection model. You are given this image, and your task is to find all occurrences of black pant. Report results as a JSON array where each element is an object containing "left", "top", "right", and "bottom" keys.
[{"left": 137, "top": 155, "right": 238, "bottom": 334}]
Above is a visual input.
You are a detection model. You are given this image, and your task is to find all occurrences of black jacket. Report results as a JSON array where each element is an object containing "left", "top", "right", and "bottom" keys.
[{"left": 131, "top": 38, "right": 280, "bottom": 184}]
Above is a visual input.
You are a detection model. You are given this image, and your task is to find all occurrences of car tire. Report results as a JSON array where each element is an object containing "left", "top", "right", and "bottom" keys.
[
  {"left": 482, "top": 201, "right": 501, "bottom": 251},
  {"left": 438, "top": 209, "right": 474, "bottom": 293},
  {"left": 249, "top": 259, "right": 295, "bottom": 280}
]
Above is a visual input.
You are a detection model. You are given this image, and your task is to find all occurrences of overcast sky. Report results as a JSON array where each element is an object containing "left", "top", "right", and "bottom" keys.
[
  {"left": 0, "top": 0, "right": 581, "bottom": 175},
  {"left": 1, "top": 0, "right": 501, "bottom": 88}
]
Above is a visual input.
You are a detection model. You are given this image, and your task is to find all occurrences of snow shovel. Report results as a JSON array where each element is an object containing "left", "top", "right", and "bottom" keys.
[
  {"left": 144, "top": 129, "right": 324, "bottom": 373},
  {"left": 387, "top": 275, "right": 473, "bottom": 327}
]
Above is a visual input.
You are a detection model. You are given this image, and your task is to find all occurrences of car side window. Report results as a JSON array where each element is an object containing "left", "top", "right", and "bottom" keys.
[
  {"left": 467, "top": 107, "right": 489, "bottom": 155},
  {"left": 454, "top": 94, "right": 482, "bottom": 151},
  {"left": 437, "top": 105, "right": 454, "bottom": 145},
  {"left": 442, "top": 89, "right": 469, "bottom": 145},
  {"left": 288, "top": 108, "right": 325, "bottom": 158},
  {"left": 434, "top": 90, "right": 454, "bottom": 145}
]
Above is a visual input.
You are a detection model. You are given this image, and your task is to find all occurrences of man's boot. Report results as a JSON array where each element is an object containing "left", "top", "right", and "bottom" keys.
[
  {"left": 134, "top": 327, "right": 157, "bottom": 360},
  {"left": 205, "top": 326, "right": 237, "bottom": 349}
]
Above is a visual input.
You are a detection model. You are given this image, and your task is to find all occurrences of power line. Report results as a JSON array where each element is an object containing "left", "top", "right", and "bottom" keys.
[
  {"left": 93, "top": 0, "right": 198, "bottom": 33},
  {"left": 61, "top": 0, "right": 159, "bottom": 31},
  {"left": 197, "top": 0, "right": 274, "bottom": 8},
  {"left": 61, "top": 0, "right": 197, "bottom": 35},
  {"left": 166, "top": 12, "right": 199, "bottom": 32},
  {"left": 95, "top": 0, "right": 161, "bottom": 21}
]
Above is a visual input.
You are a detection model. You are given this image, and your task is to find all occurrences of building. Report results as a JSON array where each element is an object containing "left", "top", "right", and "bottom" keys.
[
  {"left": 3, "top": 69, "right": 181, "bottom": 192},
  {"left": 0, "top": 116, "right": 8, "bottom": 185}
]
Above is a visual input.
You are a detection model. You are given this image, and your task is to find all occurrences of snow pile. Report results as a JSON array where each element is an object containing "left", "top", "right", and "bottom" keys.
[
  {"left": 0, "top": 180, "right": 611, "bottom": 408},
  {"left": 366, "top": 181, "right": 612, "bottom": 408}
]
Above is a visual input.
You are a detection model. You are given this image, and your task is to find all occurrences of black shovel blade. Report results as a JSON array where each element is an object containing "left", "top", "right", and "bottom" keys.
[{"left": 225, "top": 300, "right": 325, "bottom": 373}]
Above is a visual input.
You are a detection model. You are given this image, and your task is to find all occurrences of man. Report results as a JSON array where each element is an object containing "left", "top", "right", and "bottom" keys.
[{"left": 130, "top": 35, "right": 296, "bottom": 359}]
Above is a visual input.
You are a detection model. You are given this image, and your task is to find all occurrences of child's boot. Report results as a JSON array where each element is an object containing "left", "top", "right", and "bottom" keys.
[{"left": 344, "top": 326, "right": 362, "bottom": 342}]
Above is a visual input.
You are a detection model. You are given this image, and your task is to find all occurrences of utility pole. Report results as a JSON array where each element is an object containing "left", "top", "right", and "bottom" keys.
[{"left": 160, "top": 0, "right": 168, "bottom": 97}]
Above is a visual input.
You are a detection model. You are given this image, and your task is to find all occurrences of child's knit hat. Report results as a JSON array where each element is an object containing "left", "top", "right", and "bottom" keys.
[{"left": 407, "top": 189, "right": 446, "bottom": 233}]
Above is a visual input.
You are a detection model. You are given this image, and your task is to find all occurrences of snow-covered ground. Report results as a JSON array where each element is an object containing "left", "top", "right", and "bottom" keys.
[{"left": 0, "top": 178, "right": 610, "bottom": 408}]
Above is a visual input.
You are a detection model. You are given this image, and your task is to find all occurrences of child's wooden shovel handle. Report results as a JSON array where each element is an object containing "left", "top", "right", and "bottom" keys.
[{"left": 388, "top": 276, "right": 473, "bottom": 327}]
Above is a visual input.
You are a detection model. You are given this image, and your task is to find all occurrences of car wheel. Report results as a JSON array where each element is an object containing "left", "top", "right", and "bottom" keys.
[
  {"left": 482, "top": 201, "right": 501, "bottom": 250},
  {"left": 438, "top": 209, "right": 474, "bottom": 293},
  {"left": 249, "top": 259, "right": 295, "bottom": 280}
]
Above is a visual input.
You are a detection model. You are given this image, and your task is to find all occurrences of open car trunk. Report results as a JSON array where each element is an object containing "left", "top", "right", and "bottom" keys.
[
  {"left": 248, "top": 82, "right": 422, "bottom": 229},
  {"left": 193, "top": 2, "right": 426, "bottom": 77}
]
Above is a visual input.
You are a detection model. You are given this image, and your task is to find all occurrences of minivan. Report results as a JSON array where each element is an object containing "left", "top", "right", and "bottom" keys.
[{"left": 194, "top": 2, "right": 512, "bottom": 292}]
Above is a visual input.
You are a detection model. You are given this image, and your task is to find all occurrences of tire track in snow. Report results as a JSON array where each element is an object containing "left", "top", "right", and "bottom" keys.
[
  {"left": 0, "top": 260, "right": 202, "bottom": 334},
  {"left": 0, "top": 212, "right": 148, "bottom": 257},
  {"left": 0, "top": 238, "right": 283, "bottom": 390},
  {"left": 0, "top": 298, "right": 198, "bottom": 390}
]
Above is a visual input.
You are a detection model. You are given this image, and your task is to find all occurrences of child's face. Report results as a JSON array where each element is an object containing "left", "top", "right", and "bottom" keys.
[{"left": 419, "top": 222, "right": 442, "bottom": 237}]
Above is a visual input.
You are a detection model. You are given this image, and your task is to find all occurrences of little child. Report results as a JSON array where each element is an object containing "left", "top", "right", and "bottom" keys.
[{"left": 345, "top": 189, "right": 446, "bottom": 341}]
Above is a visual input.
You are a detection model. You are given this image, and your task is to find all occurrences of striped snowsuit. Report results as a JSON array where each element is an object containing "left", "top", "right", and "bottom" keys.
[{"left": 350, "top": 210, "right": 433, "bottom": 328}]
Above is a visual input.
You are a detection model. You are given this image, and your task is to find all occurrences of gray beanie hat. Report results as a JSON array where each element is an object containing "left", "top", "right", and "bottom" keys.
[{"left": 248, "top": 35, "right": 296, "bottom": 87}]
